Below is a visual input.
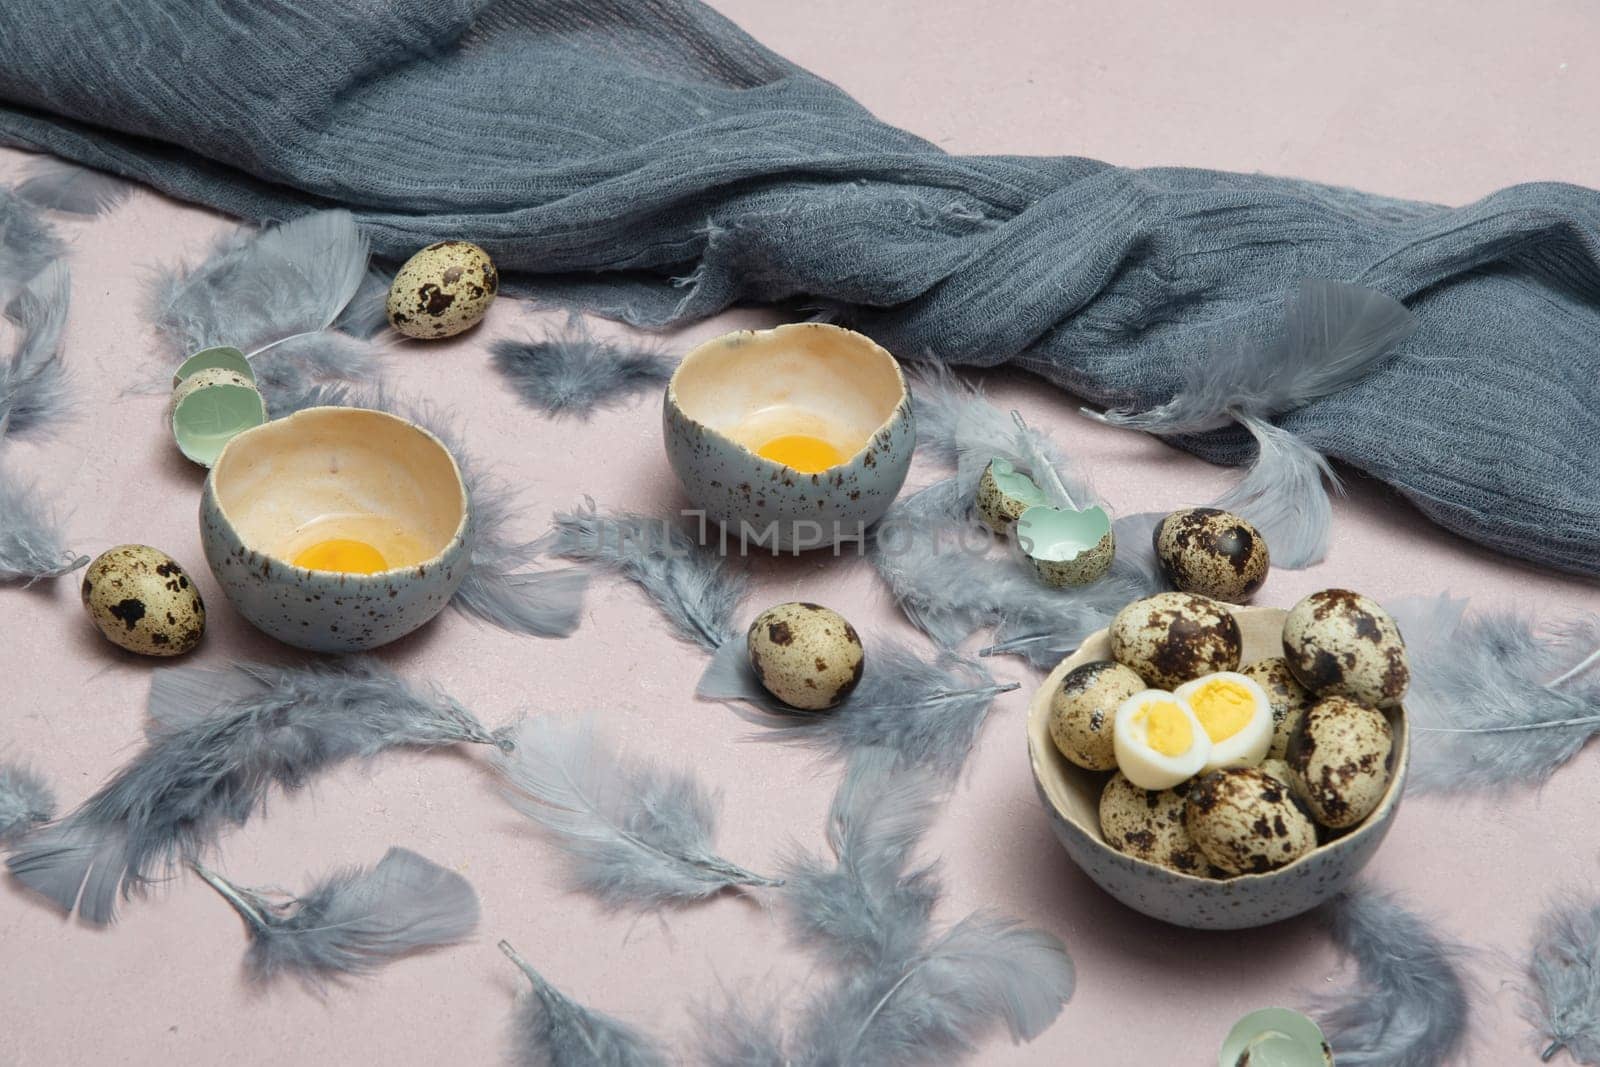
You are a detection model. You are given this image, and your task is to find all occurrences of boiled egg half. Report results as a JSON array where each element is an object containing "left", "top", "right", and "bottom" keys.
[
  {"left": 1112, "top": 690, "right": 1211, "bottom": 790},
  {"left": 1176, "top": 671, "right": 1274, "bottom": 773}
]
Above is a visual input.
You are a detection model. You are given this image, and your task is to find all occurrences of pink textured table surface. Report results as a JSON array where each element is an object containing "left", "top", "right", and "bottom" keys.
[{"left": 3, "top": 2, "right": 1598, "bottom": 1064}]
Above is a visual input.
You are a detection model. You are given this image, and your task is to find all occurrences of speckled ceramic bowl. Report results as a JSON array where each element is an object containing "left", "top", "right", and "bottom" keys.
[
  {"left": 1028, "top": 606, "right": 1409, "bottom": 930},
  {"left": 200, "top": 406, "right": 472, "bottom": 652},
  {"left": 663, "top": 322, "right": 914, "bottom": 551}
]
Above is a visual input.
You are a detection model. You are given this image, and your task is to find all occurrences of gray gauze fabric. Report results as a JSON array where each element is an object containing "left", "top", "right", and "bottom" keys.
[{"left": 0, "top": 0, "right": 1595, "bottom": 574}]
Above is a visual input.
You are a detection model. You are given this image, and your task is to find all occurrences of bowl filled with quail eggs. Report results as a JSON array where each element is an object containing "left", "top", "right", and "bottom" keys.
[{"left": 1026, "top": 587, "right": 1411, "bottom": 929}]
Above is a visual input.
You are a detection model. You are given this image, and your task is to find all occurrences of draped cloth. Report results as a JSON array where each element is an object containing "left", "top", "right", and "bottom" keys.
[{"left": 0, "top": 0, "right": 1595, "bottom": 573}]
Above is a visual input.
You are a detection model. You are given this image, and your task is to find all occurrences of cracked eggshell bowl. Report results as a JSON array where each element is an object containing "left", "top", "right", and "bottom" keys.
[
  {"left": 663, "top": 322, "right": 915, "bottom": 550},
  {"left": 1027, "top": 605, "right": 1409, "bottom": 930},
  {"left": 199, "top": 406, "right": 473, "bottom": 652}
]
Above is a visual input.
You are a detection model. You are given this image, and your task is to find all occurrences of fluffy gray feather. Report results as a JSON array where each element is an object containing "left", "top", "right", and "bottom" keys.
[
  {"left": 246, "top": 329, "right": 380, "bottom": 413},
  {"left": 0, "top": 462, "right": 87, "bottom": 583},
  {"left": 195, "top": 847, "right": 479, "bottom": 990},
  {"left": 5, "top": 659, "right": 504, "bottom": 925},
  {"left": 1213, "top": 413, "right": 1341, "bottom": 569},
  {"left": 0, "top": 187, "right": 63, "bottom": 306},
  {"left": 1392, "top": 595, "right": 1600, "bottom": 793},
  {"left": 0, "top": 762, "right": 55, "bottom": 844},
  {"left": 501, "top": 940, "right": 670, "bottom": 1067},
  {"left": 543, "top": 503, "right": 746, "bottom": 653},
  {"left": 694, "top": 992, "right": 788, "bottom": 1067},
  {"left": 1314, "top": 887, "right": 1471, "bottom": 1067},
  {"left": 496, "top": 716, "right": 780, "bottom": 910},
  {"left": 491, "top": 316, "right": 673, "bottom": 419},
  {"left": 698, "top": 636, "right": 1018, "bottom": 779},
  {"left": 1526, "top": 894, "right": 1600, "bottom": 1064},
  {"left": 333, "top": 265, "right": 395, "bottom": 339},
  {"left": 1, "top": 259, "right": 71, "bottom": 440},
  {"left": 15, "top": 158, "right": 136, "bottom": 217}
]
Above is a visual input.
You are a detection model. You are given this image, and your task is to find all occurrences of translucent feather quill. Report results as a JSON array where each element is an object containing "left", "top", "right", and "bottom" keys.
[
  {"left": 0, "top": 463, "right": 87, "bottom": 582},
  {"left": 1525, "top": 894, "right": 1600, "bottom": 1064},
  {"left": 1088, "top": 280, "right": 1418, "bottom": 567},
  {"left": 194, "top": 847, "right": 479, "bottom": 990},
  {"left": 5, "top": 659, "right": 505, "bottom": 925},
  {"left": 495, "top": 716, "right": 780, "bottom": 910},
  {"left": 0, "top": 187, "right": 64, "bottom": 306},
  {"left": 1, "top": 259, "right": 72, "bottom": 440},
  {"left": 491, "top": 316, "right": 673, "bottom": 419},
  {"left": 0, "top": 762, "right": 55, "bottom": 844},
  {"left": 500, "top": 941, "right": 670, "bottom": 1067},
  {"left": 15, "top": 158, "right": 136, "bottom": 217}
]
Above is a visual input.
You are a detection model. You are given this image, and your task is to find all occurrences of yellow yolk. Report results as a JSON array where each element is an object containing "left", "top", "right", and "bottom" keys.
[
  {"left": 1134, "top": 701, "right": 1194, "bottom": 756},
  {"left": 1187, "top": 679, "right": 1256, "bottom": 743},
  {"left": 292, "top": 539, "right": 389, "bottom": 574},
  {"left": 757, "top": 434, "right": 844, "bottom": 473}
]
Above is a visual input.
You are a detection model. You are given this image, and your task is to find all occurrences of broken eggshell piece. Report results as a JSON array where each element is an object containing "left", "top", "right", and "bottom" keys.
[
  {"left": 1217, "top": 1008, "right": 1333, "bottom": 1067},
  {"left": 1015, "top": 502, "right": 1115, "bottom": 587},
  {"left": 169, "top": 364, "right": 268, "bottom": 467},
  {"left": 171, "top": 345, "right": 255, "bottom": 389},
  {"left": 975, "top": 457, "right": 1049, "bottom": 533}
]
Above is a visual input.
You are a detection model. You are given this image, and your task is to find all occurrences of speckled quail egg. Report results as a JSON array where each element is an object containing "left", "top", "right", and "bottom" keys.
[
  {"left": 1109, "top": 592, "right": 1243, "bottom": 689},
  {"left": 81, "top": 545, "right": 205, "bottom": 656},
  {"left": 1185, "top": 767, "right": 1317, "bottom": 875},
  {"left": 386, "top": 241, "right": 498, "bottom": 339},
  {"left": 1282, "top": 589, "right": 1409, "bottom": 708},
  {"left": 1048, "top": 660, "right": 1145, "bottom": 771},
  {"left": 1113, "top": 689, "right": 1211, "bottom": 790},
  {"left": 746, "top": 602, "right": 864, "bottom": 710},
  {"left": 1287, "top": 695, "right": 1394, "bottom": 830},
  {"left": 1242, "top": 657, "right": 1313, "bottom": 760},
  {"left": 1098, "top": 772, "right": 1214, "bottom": 877},
  {"left": 1257, "top": 757, "right": 1295, "bottom": 789},
  {"left": 1152, "top": 507, "right": 1270, "bottom": 604},
  {"left": 1175, "top": 672, "right": 1273, "bottom": 773}
]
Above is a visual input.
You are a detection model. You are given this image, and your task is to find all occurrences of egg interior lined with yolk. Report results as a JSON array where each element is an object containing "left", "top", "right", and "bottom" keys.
[
  {"left": 1176, "top": 672, "right": 1274, "bottom": 773},
  {"left": 1112, "top": 690, "right": 1211, "bottom": 791},
  {"left": 292, "top": 538, "right": 389, "bottom": 575},
  {"left": 756, "top": 433, "right": 845, "bottom": 474}
]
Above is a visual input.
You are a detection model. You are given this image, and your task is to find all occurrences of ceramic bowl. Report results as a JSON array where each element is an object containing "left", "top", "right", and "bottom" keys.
[
  {"left": 199, "top": 406, "right": 472, "bottom": 652},
  {"left": 1027, "top": 605, "right": 1409, "bottom": 930},
  {"left": 663, "top": 322, "right": 914, "bottom": 551}
]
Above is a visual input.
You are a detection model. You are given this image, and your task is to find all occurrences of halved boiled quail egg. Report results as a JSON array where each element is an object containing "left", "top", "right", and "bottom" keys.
[
  {"left": 1113, "top": 690, "right": 1211, "bottom": 791},
  {"left": 1176, "top": 672, "right": 1274, "bottom": 774}
]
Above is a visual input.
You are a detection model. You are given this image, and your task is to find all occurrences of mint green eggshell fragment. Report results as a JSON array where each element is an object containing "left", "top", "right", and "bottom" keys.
[
  {"left": 1218, "top": 1008, "right": 1333, "bottom": 1067},
  {"left": 172, "top": 345, "right": 254, "bottom": 388},
  {"left": 976, "top": 457, "right": 1049, "bottom": 533},
  {"left": 171, "top": 368, "right": 267, "bottom": 467}
]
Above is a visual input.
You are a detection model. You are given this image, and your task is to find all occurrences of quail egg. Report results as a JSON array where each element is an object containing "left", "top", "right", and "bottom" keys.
[
  {"left": 386, "top": 240, "right": 498, "bottom": 339},
  {"left": 1185, "top": 767, "right": 1317, "bottom": 875},
  {"left": 1109, "top": 592, "right": 1243, "bottom": 689},
  {"left": 1287, "top": 695, "right": 1394, "bottom": 829},
  {"left": 1242, "top": 657, "right": 1313, "bottom": 760},
  {"left": 1113, "top": 689, "right": 1211, "bottom": 790},
  {"left": 1048, "top": 660, "right": 1144, "bottom": 771},
  {"left": 1098, "top": 772, "right": 1213, "bottom": 877},
  {"left": 1257, "top": 757, "right": 1295, "bottom": 789},
  {"left": 746, "top": 602, "right": 864, "bottom": 710},
  {"left": 1283, "top": 589, "right": 1409, "bottom": 708},
  {"left": 1152, "top": 507, "right": 1270, "bottom": 604},
  {"left": 81, "top": 545, "right": 206, "bottom": 656},
  {"left": 1175, "top": 672, "right": 1274, "bottom": 773}
]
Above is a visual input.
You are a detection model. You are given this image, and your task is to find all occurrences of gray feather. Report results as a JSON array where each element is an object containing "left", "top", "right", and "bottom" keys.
[
  {"left": 693, "top": 992, "right": 788, "bottom": 1067},
  {"left": 698, "top": 637, "right": 1018, "bottom": 779},
  {"left": 0, "top": 187, "right": 64, "bottom": 305},
  {"left": 0, "top": 259, "right": 72, "bottom": 440},
  {"left": 501, "top": 941, "right": 670, "bottom": 1067},
  {"left": 452, "top": 470, "right": 587, "bottom": 639},
  {"left": 491, "top": 316, "right": 673, "bottom": 419},
  {"left": 543, "top": 504, "right": 746, "bottom": 653},
  {"left": 333, "top": 265, "right": 395, "bottom": 339},
  {"left": 247, "top": 329, "right": 380, "bottom": 414},
  {"left": 1526, "top": 894, "right": 1600, "bottom": 1064},
  {"left": 496, "top": 716, "right": 780, "bottom": 910},
  {"left": 15, "top": 158, "right": 136, "bottom": 217},
  {"left": 0, "top": 462, "right": 88, "bottom": 583},
  {"left": 1213, "top": 413, "right": 1339, "bottom": 569},
  {"left": 195, "top": 847, "right": 479, "bottom": 990},
  {"left": 5, "top": 659, "right": 504, "bottom": 925},
  {"left": 0, "top": 763, "right": 55, "bottom": 844},
  {"left": 1392, "top": 595, "right": 1600, "bottom": 794},
  {"left": 1313, "top": 887, "right": 1471, "bottom": 1067}
]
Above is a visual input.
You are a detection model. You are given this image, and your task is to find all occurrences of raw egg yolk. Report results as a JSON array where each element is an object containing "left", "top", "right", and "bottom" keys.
[
  {"left": 757, "top": 434, "right": 844, "bottom": 474},
  {"left": 1188, "top": 680, "right": 1255, "bottom": 742},
  {"left": 293, "top": 539, "right": 388, "bottom": 575},
  {"left": 1134, "top": 701, "right": 1193, "bottom": 756}
]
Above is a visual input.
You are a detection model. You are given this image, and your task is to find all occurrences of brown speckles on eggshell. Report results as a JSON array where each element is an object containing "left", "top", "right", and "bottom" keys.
[
  {"left": 746, "top": 602, "right": 864, "bottom": 711},
  {"left": 1184, "top": 768, "right": 1316, "bottom": 875},
  {"left": 1242, "top": 657, "right": 1312, "bottom": 760},
  {"left": 1283, "top": 589, "right": 1409, "bottom": 707},
  {"left": 1109, "top": 592, "right": 1242, "bottom": 689},
  {"left": 1049, "top": 660, "right": 1143, "bottom": 771},
  {"left": 1099, "top": 773, "right": 1212, "bottom": 875},
  {"left": 1287, "top": 695, "right": 1393, "bottom": 829},
  {"left": 81, "top": 545, "right": 206, "bottom": 657},
  {"left": 1153, "top": 508, "right": 1269, "bottom": 604},
  {"left": 386, "top": 241, "right": 498, "bottom": 339}
]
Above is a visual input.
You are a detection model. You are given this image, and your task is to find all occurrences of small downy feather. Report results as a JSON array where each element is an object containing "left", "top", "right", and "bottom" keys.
[
  {"left": 491, "top": 315, "right": 674, "bottom": 419},
  {"left": 0, "top": 462, "right": 88, "bottom": 582},
  {"left": 1391, "top": 595, "right": 1600, "bottom": 793},
  {"left": 698, "top": 637, "right": 1018, "bottom": 780},
  {"left": 500, "top": 940, "right": 670, "bottom": 1067},
  {"left": 0, "top": 187, "right": 64, "bottom": 305},
  {"left": 333, "top": 265, "right": 395, "bottom": 340},
  {"left": 451, "top": 467, "right": 587, "bottom": 639},
  {"left": 1313, "top": 887, "right": 1471, "bottom": 1067},
  {"left": 6, "top": 659, "right": 505, "bottom": 925},
  {"left": 0, "top": 762, "right": 55, "bottom": 844},
  {"left": 1525, "top": 894, "right": 1600, "bottom": 1064},
  {"left": 1087, "top": 280, "right": 1418, "bottom": 568},
  {"left": 15, "top": 158, "right": 136, "bottom": 217},
  {"left": 496, "top": 716, "right": 780, "bottom": 910},
  {"left": 543, "top": 503, "right": 746, "bottom": 653},
  {"left": 1, "top": 259, "right": 72, "bottom": 440},
  {"left": 194, "top": 847, "right": 479, "bottom": 990}
]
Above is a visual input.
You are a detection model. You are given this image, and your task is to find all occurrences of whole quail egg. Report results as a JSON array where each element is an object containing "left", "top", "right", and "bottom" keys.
[
  {"left": 1048, "top": 660, "right": 1145, "bottom": 771},
  {"left": 1109, "top": 592, "right": 1243, "bottom": 689},
  {"left": 1185, "top": 767, "right": 1317, "bottom": 875},
  {"left": 1241, "top": 657, "right": 1312, "bottom": 760},
  {"left": 386, "top": 241, "right": 498, "bottom": 339},
  {"left": 1282, "top": 589, "right": 1409, "bottom": 708},
  {"left": 1287, "top": 695, "right": 1394, "bottom": 830},
  {"left": 1152, "top": 508, "right": 1270, "bottom": 604},
  {"left": 81, "top": 545, "right": 206, "bottom": 656},
  {"left": 746, "top": 602, "right": 864, "bottom": 711},
  {"left": 1098, "top": 772, "right": 1214, "bottom": 877},
  {"left": 1257, "top": 757, "right": 1295, "bottom": 789},
  {"left": 1174, "top": 671, "right": 1274, "bottom": 773}
]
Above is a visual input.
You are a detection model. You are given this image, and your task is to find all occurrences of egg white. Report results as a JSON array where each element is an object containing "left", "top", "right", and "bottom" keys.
[
  {"left": 1112, "top": 690, "right": 1211, "bottom": 791},
  {"left": 1176, "top": 671, "right": 1274, "bottom": 773}
]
